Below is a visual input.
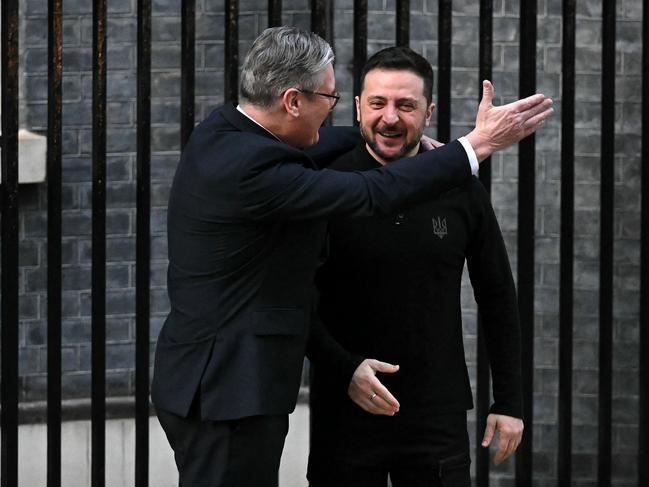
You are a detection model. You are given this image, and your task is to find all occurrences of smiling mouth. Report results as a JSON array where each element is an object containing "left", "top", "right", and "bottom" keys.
[{"left": 377, "top": 130, "right": 403, "bottom": 139}]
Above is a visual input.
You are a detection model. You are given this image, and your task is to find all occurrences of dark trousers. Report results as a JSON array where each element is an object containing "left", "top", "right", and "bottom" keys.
[
  {"left": 308, "top": 411, "right": 471, "bottom": 487},
  {"left": 157, "top": 406, "right": 289, "bottom": 487}
]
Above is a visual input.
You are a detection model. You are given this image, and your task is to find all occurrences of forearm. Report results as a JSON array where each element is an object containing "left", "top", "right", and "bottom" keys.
[{"left": 306, "top": 310, "right": 364, "bottom": 382}]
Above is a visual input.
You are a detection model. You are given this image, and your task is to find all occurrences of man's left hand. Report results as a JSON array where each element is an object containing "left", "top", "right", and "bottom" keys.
[{"left": 481, "top": 413, "right": 524, "bottom": 465}]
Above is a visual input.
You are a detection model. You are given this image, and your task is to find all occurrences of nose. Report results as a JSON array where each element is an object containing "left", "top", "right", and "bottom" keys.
[{"left": 381, "top": 105, "right": 399, "bottom": 125}]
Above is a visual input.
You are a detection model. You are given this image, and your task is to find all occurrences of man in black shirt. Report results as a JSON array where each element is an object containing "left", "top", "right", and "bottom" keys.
[{"left": 308, "top": 47, "right": 523, "bottom": 487}]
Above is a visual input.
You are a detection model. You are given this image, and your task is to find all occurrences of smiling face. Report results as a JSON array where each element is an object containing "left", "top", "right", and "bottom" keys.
[{"left": 356, "top": 68, "right": 435, "bottom": 164}]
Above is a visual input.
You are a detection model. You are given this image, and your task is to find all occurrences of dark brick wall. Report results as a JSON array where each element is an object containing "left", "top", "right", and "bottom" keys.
[{"left": 9, "top": 0, "right": 643, "bottom": 484}]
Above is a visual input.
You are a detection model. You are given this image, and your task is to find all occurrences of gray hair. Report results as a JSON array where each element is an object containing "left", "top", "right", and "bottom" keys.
[{"left": 239, "top": 26, "right": 334, "bottom": 107}]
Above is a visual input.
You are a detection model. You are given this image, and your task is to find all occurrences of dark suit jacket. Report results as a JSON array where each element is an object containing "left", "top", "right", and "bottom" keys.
[{"left": 151, "top": 103, "right": 471, "bottom": 421}]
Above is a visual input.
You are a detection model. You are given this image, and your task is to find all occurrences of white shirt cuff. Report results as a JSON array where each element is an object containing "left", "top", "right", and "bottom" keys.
[{"left": 458, "top": 136, "right": 479, "bottom": 176}]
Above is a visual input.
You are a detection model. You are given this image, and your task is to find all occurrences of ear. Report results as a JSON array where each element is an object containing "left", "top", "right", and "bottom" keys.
[
  {"left": 282, "top": 88, "right": 301, "bottom": 118},
  {"left": 355, "top": 96, "right": 361, "bottom": 123},
  {"left": 425, "top": 102, "right": 435, "bottom": 126}
]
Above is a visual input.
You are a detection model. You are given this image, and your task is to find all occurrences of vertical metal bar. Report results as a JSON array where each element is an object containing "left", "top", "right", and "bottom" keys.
[
  {"left": 181, "top": 0, "right": 195, "bottom": 149},
  {"left": 311, "top": 0, "right": 328, "bottom": 40},
  {"left": 476, "top": 1, "right": 493, "bottom": 485},
  {"left": 47, "top": 0, "right": 64, "bottom": 486},
  {"left": 396, "top": 0, "right": 409, "bottom": 47},
  {"left": 353, "top": 0, "right": 367, "bottom": 123},
  {"left": 311, "top": 0, "right": 332, "bottom": 126},
  {"left": 558, "top": 2, "right": 576, "bottom": 486},
  {"left": 0, "top": 0, "right": 20, "bottom": 485},
  {"left": 515, "top": 1, "right": 536, "bottom": 486},
  {"left": 135, "top": 1, "right": 152, "bottom": 486},
  {"left": 91, "top": 0, "right": 107, "bottom": 486},
  {"left": 598, "top": 2, "right": 616, "bottom": 486},
  {"left": 437, "top": 0, "right": 451, "bottom": 143},
  {"left": 225, "top": 0, "right": 239, "bottom": 103},
  {"left": 268, "top": 0, "right": 282, "bottom": 27},
  {"left": 640, "top": 3, "right": 649, "bottom": 485}
]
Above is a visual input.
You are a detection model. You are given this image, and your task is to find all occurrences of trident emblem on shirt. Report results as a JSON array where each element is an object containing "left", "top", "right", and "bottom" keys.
[{"left": 432, "top": 216, "right": 447, "bottom": 239}]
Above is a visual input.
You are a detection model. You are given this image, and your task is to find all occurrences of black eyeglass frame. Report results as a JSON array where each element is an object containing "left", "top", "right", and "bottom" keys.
[{"left": 297, "top": 88, "right": 341, "bottom": 109}]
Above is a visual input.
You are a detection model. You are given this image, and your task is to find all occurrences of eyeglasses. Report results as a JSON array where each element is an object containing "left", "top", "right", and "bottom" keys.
[{"left": 297, "top": 89, "right": 341, "bottom": 109}]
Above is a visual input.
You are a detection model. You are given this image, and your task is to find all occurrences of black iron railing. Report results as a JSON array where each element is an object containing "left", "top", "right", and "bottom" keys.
[{"left": 0, "top": 1, "right": 647, "bottom": 486}]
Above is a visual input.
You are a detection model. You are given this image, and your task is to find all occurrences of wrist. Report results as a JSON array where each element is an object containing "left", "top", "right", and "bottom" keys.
[{"left": 465, "top": 130, "right": 492, "bottom": 163}]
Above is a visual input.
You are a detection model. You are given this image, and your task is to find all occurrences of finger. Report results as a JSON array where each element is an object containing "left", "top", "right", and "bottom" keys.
[
  {"left": 493, "top": 437, "right": 512, "bottom": 465},
  {"left": 421, "top": 137, "right": 444, "bottom": 149},
  {"left": 503, "top": 437, "right": 519, "bottom": 461},
  {"left": 420, "top": 137, "right": 435, "bottom": 151},
  {"left": 523, "top": 105, "right": 554, "bottom": 129},
  {"left": 370, "top": 360, "right": 400, "bottom": 374},
  {"left": 431, "top": 139, "right": 444, "bottom": 149},
  {"left": 351, "top": 391, "right": 396, "bottom": 416},
  {"left": 369, "top": 379, "right": 400, "bottom": 410},
  {"left": 507, "top": 92, "right": 547, "bottom": 113},
  {"left": 481, "top": 417, "right": 496, "bottom": 447},
  {"left": 480, "top": 80, "right": 494, "bottom": 108},
  {"left": 367, "top": 394, "right": 398, "bottom": 415},
  {"left": 348, "top": 389, "right": 381, "bottom": 415},
  {"left": 518, "top": 98, "right": 553, "bottom": 123}
]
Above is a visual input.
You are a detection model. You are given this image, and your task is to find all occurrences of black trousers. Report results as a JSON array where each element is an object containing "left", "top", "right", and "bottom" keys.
[
  {"left": 308, "top": 411, "right": 471, "bottom": 487},
  {"left": 157, "top": 405, "right": 289, "bottom": 487}
]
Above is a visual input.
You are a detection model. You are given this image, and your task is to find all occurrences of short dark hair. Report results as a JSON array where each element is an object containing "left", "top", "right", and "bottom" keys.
[{"left": 360, "top": 47, "right": 434, "bottom": 103}]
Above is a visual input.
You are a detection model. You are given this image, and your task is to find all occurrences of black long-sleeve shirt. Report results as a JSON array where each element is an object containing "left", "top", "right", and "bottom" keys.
[{"left": 311, "top": 143, "right": 522, "bottom": 418}]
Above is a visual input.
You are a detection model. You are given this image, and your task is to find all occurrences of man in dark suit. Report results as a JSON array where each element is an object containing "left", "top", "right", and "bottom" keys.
[{"left": 151, "top": 26, "right": 552, "bottom": 487}]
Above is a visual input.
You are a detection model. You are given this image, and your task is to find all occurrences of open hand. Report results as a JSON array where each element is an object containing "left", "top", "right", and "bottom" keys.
[
  {"left": 348, "top": 359, "right": 400, "bottom": 416},
  {"left": 467, "top": 80, "right": 553, "bottom": 162}
]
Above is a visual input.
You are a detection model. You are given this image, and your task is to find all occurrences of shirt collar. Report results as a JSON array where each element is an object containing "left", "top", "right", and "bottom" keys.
[{"left": 236, "top": 104, "right": 282, "bottom": 142}]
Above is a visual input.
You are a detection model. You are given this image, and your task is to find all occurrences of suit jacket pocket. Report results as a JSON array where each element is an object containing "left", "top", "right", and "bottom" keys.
[{"left": 252, "top": 308, "right": 305, "bottom": 336}]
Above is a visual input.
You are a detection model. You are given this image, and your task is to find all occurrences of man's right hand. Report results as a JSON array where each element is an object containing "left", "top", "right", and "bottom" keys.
[
  {"left": 466, "top": 80, "right": 554, "bottom": 162},
  {"left": 348, "top": 359, "right": 400, "bottom": 416}
]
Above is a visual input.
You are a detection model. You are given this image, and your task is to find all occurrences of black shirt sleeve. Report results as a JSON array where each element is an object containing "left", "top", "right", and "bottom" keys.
[
  {"left": 465, "top": 178, "right": 523, "bottom": 419},
  {"left": 305, "top": 302, "right": 365, "bottom": 383}
]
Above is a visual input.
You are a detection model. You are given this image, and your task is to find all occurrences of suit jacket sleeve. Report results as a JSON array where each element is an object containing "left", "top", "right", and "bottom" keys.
[
  {"left": 466, "top": 178, "right": 523, "bottom": 419},
  {"left": 237, "top": 139, "right": 472, "bottom": 221},
  {"left": 304, "top": 126, "right": 360, "bottom": 168}
]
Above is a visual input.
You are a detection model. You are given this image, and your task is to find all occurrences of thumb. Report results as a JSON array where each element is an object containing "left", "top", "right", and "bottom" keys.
[
  {"left": 480, "top": 80, "right": 494, "bottom": 108},
  {"left": 482, "top": 415, "right": 497, "bottom": 447},
  {"left": 370, "top": 360, "right": 400, "bottom": 374}
]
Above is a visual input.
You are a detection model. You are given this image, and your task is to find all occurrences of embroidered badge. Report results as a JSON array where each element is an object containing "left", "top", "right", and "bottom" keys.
[{"left": 432, "top": 216, "right": 447, "bottom": 239}]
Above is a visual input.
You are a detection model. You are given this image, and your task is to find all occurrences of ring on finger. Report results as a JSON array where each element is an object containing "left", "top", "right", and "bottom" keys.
[{"left": 369, "top": 392, "right": 377, "bottom": 401}]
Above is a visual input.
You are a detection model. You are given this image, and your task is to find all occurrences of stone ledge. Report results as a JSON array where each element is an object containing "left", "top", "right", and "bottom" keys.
[
  {"left": 0, "top": 129, "right": 47, "bottom": 184},
  {"left": 14, "top": 387, "right": 311, "bottom": 424}
]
